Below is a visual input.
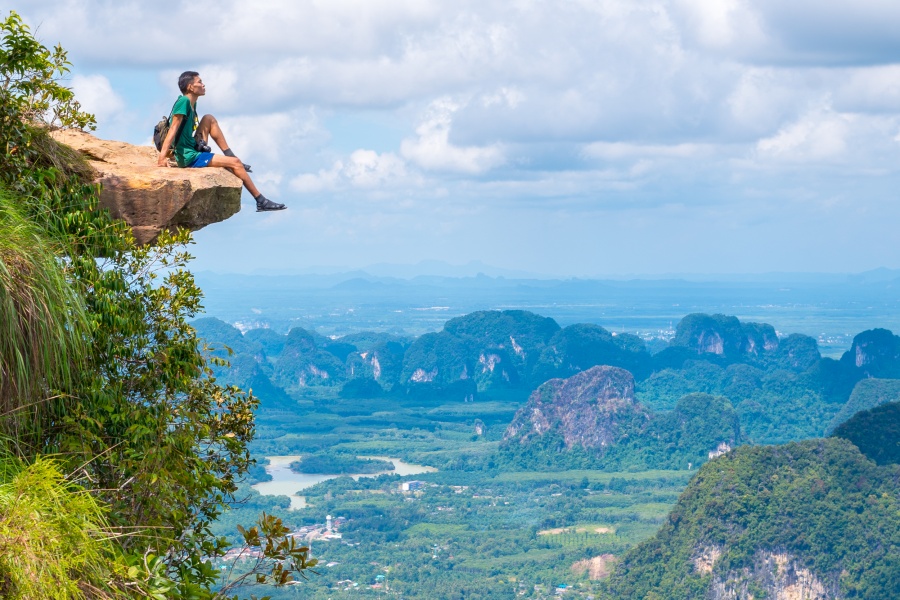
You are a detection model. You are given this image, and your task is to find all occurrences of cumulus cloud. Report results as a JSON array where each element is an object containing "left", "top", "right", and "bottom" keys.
[
  {"left": 70, "top": 74, "right": 125, "bottom": 121},
  {"left": 756, "top": 108, "right": 852, "bottom": 163},
  {"left": 17, "top": 1, "right": 900, "bottom": 273},
  {"left": 290, "top": 149, "right": 412, "bottom": 194},
  {"left": 833, "top": 65, "right": 900, "bottom": 113},
  {"left": 754, "top": 107, "right": 900, "bottom": 171},
  {"left": 672, "top": 0, "right": 900, "bottom": 65},
  {"left": 400, "top": 98, "right": 505, "bottom": 174},
  {"left": 213, "top": 109, "right": 325, "bottom": 164},
  {"left": 672, "top": 0, "right": 767, "bottom": 51},
  {"left": 583, "top": 142, "right": 716, "bottom": 161}
]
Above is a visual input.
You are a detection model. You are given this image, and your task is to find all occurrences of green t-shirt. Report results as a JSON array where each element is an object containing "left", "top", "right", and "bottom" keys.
[{"left": 170, "top": 95, "right": 201, "bottom": 167}]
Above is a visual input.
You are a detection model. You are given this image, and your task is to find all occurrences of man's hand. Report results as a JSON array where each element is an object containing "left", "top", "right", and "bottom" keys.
[{"left": 157, "top": 154, "right": 170, "bottom": 167}]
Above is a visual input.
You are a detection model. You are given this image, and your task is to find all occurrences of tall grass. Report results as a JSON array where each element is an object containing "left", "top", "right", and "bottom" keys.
[
  {"left": 0, "top": 188, "right": 88, "bottom": 442},
  {"left": 0, "top": 454, "right": 124, "bottom": 599}
]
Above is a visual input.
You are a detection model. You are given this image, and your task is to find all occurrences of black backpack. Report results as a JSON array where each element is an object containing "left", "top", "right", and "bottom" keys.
[
  {"left": 153, "top": 113, "right": 186, "bottom": 152},
  {"left": 153, "top": 115, "right": 169, "bottom": 151}
]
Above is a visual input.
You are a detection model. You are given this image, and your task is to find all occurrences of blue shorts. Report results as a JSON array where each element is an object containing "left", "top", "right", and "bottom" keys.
[{"left": 188, "top": 152, "right": 214, "bottom": 168}]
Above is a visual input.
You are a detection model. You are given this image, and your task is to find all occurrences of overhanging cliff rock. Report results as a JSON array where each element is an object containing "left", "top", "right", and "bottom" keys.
[{"left": 50, "top": 129, "right": 242, "bottom": 245}]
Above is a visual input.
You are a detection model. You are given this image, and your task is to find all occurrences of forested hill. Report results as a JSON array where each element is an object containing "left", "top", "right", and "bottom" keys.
[
  {"left": 603, "top": 435, "right": 900, "bottom": 599},
  {"left": 500, "top": 366, "right": 739, "bottom": 471}
]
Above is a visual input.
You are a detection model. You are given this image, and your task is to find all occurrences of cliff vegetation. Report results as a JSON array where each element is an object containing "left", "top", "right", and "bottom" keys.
[{"left": 0, "top": 12, "right": 310, "bottom": 599}]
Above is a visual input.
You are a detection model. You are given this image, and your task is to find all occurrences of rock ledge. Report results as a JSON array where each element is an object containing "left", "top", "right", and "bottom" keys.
[{"left": 51, "top": 129, "right": 242, "bottom": 245}]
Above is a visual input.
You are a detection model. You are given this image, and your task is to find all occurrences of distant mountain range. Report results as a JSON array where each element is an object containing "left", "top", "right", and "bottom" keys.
[
  {"left": 203, "top": 262, "right": 900, "bottom": 284},
  {"left": 194, "top": 309, "right": 900, "bottom": 465}
]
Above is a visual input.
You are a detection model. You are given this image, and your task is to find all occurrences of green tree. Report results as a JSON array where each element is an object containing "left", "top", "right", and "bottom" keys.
[{"left": 0, "top": 11, "right": 312, "bottom": 598}]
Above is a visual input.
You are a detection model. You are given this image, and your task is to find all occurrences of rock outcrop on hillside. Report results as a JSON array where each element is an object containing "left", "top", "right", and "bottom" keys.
[
  {"left": 272, "top": 327, "right": 347, "bottom": 388},
  {"left": 671, "top": 313, "right": 779, "bottom": 358},
  {"left": 51, "top": 129, "right": 241, "bottom": 244},
  {"left": 840, "top": 328, "right": 900, "bottom": 378},
  {"left": 706, "top": 551, "right": 836, "bottom": 600},
  {"left": 502, "top": 363, "right": 739, "bottom": 470},
  {"left": 504, "top": 365, "right": 648, "bottom": 450}
]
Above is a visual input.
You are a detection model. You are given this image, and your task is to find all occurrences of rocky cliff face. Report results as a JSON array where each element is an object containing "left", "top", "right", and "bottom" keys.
[
  {"left": 706, "top": 551, "right": 836, "bottom": 600},
  {"left": 504, "top": 365, "right": 648, "bottom": 450},
  {"left": 273, "top": 327, "right": 346, "bottom": 389},
  {"left": 51, "top": 129, "right": 241, "bottom": 245},
  {"left": 672, "top": 314, "right": 779, "bottom": 359},
  {"left": 840, "top": 328, "right": 900, "bottom": 378}
]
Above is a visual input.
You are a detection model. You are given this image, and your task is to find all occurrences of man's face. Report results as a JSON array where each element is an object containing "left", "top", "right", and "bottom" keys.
[{"left": 188, "top": 76, "right": 206, "bottom": 96}]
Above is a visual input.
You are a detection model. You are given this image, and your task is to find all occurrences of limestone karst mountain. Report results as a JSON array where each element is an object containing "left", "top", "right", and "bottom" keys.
[
  {"left": 501, "top": 366, "right": 739, "bottom": 470},
  {"left": 504, "top": 365, "right": 647, "bottom": 451}
]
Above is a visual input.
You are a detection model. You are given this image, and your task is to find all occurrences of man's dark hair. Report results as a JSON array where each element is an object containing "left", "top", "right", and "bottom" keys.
[{"left": 178, "top": 71, "right": 199, "bottom": 94}]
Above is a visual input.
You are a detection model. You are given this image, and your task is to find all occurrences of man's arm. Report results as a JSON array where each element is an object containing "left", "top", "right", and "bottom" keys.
[{"left": 157, "top": 113, "right": 184, "bottom": 167}]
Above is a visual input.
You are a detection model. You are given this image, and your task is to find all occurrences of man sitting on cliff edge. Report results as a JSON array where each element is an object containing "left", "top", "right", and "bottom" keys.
[{"left": 157, "top": 70, "right": 286, "bottom": 212}]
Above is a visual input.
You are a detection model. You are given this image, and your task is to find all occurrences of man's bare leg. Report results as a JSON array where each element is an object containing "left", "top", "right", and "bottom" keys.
[
  {"left": 206, "top": 154, "right": 285, "bottom": 211},
  {"left": 208, "top": 154, "right": 259, "bottom": 195},
  {"left": 196, "top": 114, "right": 230, "bottom": 151},
  {"left": 197, "top": 114, "right": 252, "bottom": 171}
]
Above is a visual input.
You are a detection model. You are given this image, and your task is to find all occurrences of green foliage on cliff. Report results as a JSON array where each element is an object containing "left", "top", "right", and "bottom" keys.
[
  {"left": 443, "top": 309, "right": 561, "bottom": 358},
  {"left": 0, "top": 12, "right": 311, "bottom": 598},
  {"left": 635, "top": 393, "right": 739, "bottom": 469},
  {"left": 604, "top": 438, "right": 900, "bottom": 599},
  {"left": 637, "top": 337, "right": 862, "bottom": 445},
  {"left": 672, "top": 313, "right": 745, "bottom": 357},
  {"left": 274, "top": 326, "right": 347, "bottom": 388},
  {"left": 535, "top": 324, "right": 651, "bottom": 383},
  {"left": 203, "top": 308, "right": 900, "bottom": 463},
  {"left": 401, "top": 330, "right": 474, "bottom": 386}
]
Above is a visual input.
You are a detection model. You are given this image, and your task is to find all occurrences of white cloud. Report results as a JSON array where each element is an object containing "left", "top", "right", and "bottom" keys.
[
  {"left": 400, "top": 98, "right": 505, "bottom": 174},
  {"left": 725, "top": 68, "right": 804, "bottom": 136},
  {"left": 290, "top": 167, "right": 339, "bottom": 194},
  {"left": 481, "top": 87, "right": 524, "bottom": 109},
  {"left": 290, "top": 149, "right": 412, "bottom": 193},
  {"left": 583, "top": 142, "right": 716, "bottom": 161},
  {"left": 756, "top": 108, "right": 852, "bottom": 163},
  {"left": 672, "top": 0, "right": 766, "bottom": 50},
  {"left": 70, "top": 74, "right": 125, "bottom": 121},
  {"left": 834, "top": 65, "right": 900, "bottom": 113},
  {"left": 671, "top": 0, "right": 900, "bottom": 65},
  {"left": 193, "top": 65, "right": 240, "bottom": 113},
  {"left": 18, "top": 1, "right": 900, "bottom": 274},
  {"left": 343, "top": 150, "right": 408, "bottom": 188}
]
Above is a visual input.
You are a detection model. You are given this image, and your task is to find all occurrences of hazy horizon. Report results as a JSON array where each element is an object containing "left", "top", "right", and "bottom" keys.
[{"left": 193, "top": 260, "right": 900, "bottom": 282}]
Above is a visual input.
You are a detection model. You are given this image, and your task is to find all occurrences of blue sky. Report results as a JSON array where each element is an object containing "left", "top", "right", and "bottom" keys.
[{"left": 16, "top": 1, "right": 900, "bottom": 276}]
